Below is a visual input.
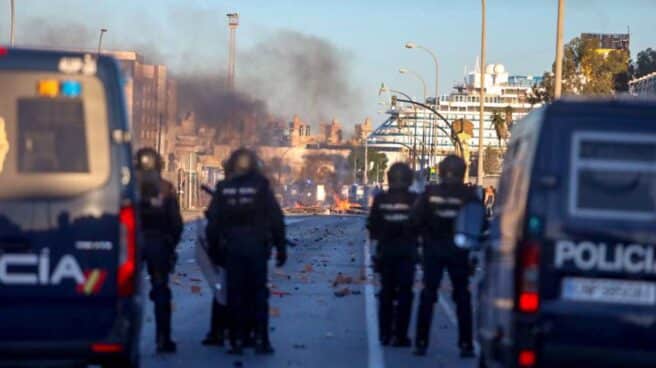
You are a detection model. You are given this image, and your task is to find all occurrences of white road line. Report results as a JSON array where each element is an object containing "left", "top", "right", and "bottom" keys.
[
  {"left": 438, "top": 291, "right": 481, "bottom": 355},
  {"left": 364, "top": 240, "right": 385, "bottom": 368}
]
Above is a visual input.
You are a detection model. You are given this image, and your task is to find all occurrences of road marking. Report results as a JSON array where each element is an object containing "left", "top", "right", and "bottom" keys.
[
  {"left": 363, "top": 240, "right": 385, "bottom": 368},
  {"left": 438, "top": 290, "right": 481, "bottom": 356}
]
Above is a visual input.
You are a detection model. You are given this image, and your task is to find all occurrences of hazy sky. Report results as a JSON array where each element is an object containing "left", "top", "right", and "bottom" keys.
[{"left": 2, "top": 0, "right": 654, "bottom": 129}]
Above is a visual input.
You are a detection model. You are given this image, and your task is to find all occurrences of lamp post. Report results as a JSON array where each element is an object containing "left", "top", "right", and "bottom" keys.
[
  {"left": 399, "top": 68, "right": 427, "bottom": 102},
  {"left": 554, "top": 0, "right": 565, "bottom": 98},
  {"left": 477, "top": 0, "right": 486, "bottom": 183},
  {"left": 9, "top": 0, "right": 15, "bottom": 46},
  {"left": 399, "top": 68, "right": 429, "bottom": 172},
  {"left": 405, "top": 42, "right": 439, "bottom": 167},
  {"left": 404, "top": 42, "right": 439, "bottom": 102},
  {"left": 363, "top": 134, "right": 368, "bottom": 186},
  {"left": 97, "top": 28, "right": 107, "bottom": 55}
]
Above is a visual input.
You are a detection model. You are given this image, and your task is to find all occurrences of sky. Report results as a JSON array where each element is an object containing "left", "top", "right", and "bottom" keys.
[{"left": 1, "top": 0, "right": 655, "bottom": 130}]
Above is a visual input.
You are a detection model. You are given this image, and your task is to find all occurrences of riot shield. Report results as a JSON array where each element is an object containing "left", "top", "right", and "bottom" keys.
[
  {"left": 453, "top": 200, "right": 486, "bottom": 250},
  {"left": 196, "top": 222, "right": 227, "bottom": 305}
]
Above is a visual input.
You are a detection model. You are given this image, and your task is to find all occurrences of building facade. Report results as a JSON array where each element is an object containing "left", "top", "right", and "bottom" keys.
[{"left": 109, "top": 51, "right": 176, "bottom": 151}]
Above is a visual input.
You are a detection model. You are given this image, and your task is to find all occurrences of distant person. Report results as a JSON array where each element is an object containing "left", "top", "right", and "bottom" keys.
[
  {"left": 367, "top": 163, "right": 418, "bottom": 347},
  {"left": 411, "top": 155, "right": 479, "bottom": 358},
  {"left": 136, "top": 148, "right": 183, "bottom": 353},
  {"left": 205, "top": 148, "right": 286, "bottom": 355},
  {"left": 484, "top": 185, "right": 496, "bottom": 217}
]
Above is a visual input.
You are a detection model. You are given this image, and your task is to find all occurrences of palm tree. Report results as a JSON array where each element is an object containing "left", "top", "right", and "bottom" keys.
[
  {"left": 504, "top": 105, "right": 514, "bottom": 130},
  {"left": 490, "top": 112, "right": 508, "bottom": 147}
]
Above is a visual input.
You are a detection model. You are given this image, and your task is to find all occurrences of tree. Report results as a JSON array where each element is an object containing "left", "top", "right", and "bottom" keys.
[
  {"left": 348, "top": 148, "right": 388, "bottom": 184},
  {"left": 631, "top": 48, "right": 656, "bottom": 78},
  {"left": 504, "top": 105, "right": 514, "bottom": 130},
  {"left": 534, "top": 37, "right": 630, "bottom": 101},
  {"left": 490, "top": 112, "right": 508, "bottom": 147}
]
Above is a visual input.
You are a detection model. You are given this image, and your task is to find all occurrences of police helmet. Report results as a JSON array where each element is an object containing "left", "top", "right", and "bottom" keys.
[
  {"left": 387, "top": 162, "right": 413, "bottom": 190},
  {"left": 438, "top": 154, "right": 466, "bottom": 184},
  {"left": 225, "top": 147, "right": 259, "bottom": 178},
  {"left": 135, "top": 147, "right": 163, "bottom": 173}
]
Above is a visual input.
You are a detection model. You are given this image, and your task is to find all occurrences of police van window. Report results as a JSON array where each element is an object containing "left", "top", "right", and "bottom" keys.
[
  {"left": 569, "top": 131, "right": 656, "bottom": 221},
  {"left": 18, "top": 98, "right": 89, "bottom": 173},
  {"left": 0, "top": 71, "right": 110, "bottom": 199}
]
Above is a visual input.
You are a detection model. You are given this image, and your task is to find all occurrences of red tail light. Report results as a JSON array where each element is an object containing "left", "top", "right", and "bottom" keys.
[
  {"left": 518, "top": 240, "right": 540, "bottom": 313},
  {"left": 518, "top": 349, "right": 536, "bottom": 367},
  {"left": 0, "top": 48, "right": 7, "bottom": 56},
  {"left": 118, "top": 205, "right": 137, "bottom": 297},
  {"left": 91, "top": 343, "right": 124, "bottom": 353}
]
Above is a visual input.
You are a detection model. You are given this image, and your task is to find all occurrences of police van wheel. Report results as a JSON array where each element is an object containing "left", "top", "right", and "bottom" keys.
[{"left": 102, "top": 355, "right": 139, "bottom": 368}]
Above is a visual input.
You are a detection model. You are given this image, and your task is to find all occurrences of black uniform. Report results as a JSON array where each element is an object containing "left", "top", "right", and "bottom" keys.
[
  {"left": 412, "top": 181, "right": 479, "bottom": 355},
  {"left": 140, "top": 179, "right": 183, "bottom": 353},
  {"left": 367, "top": 188, "right": 418, "bottom": 346},
  {"left": 205, "top": 169, "right": 286, "bottom": 354}
]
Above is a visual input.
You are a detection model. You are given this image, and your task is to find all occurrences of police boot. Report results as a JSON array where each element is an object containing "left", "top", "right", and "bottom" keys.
[
  {"left": 254, "top": 329, "right": 274, "bottom": 355},
  {"left": 413, "top": 340, "right": 428, "bottom": 356},
  {"left": 202, "top": 330, "right": 224, "bottom": 347},
  {"left": 391, "top": 336, "right": 412, "bottom": 348},
  {"left": 227, "top": 340, "right": 244, "bottom": 356},
  {"left": 155, "top": 302, "right": 177, "bottom": 353},
  {"left": 202, "top": 301, "right": 225, "bottom": 346},
  {"left": 459, "top": 342, "right": 476, "bottom": 358}
]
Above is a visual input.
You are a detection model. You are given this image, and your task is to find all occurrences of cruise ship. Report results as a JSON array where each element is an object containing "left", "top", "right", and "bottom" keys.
[{"left": 370, "top": 63, "right": 543, "bottom": 175}]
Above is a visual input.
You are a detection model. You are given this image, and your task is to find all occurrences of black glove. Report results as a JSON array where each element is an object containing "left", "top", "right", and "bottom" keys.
[
  {"left": 275, "top": 248, "right": 287, "bottom": 267},
  {"left": 468, "top": 253, "right": 479, "bottom": 276}
]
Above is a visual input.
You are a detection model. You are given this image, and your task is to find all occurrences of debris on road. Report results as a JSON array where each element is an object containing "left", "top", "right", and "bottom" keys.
[
  {"left": 270, "top": 307, "right": 280, "bottom": 317},
  {"left": 292, "top": 343, "right": 307, "bottom": 350},
  {"left": 190, "top": 285, "right": 202, "bottom": 294},
  {"left": 334, "top": 287, "right": 351, "bottom": 297},
  {"left": 271, "top": 289, "right": 291, "bottom": 297},
  {"left": 332, "top": 273, "right": 353, "bottom": 287}
]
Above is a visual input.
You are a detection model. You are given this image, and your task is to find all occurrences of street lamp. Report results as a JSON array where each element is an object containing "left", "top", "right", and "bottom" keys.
[
  {"left": 405, "top": 42, "right": 439, "bottom": 101},
  {"left": 477, "top": 0, "right": 486, "bottom": 183},
  {"left": 97, "top": 28, "right": 107, "bottom": 55},
  {"left": 399, "top": 68, "right": 427, "bottom": 102},
  {"left": 399, "top": 68, "right": 430, "bottom": 172},
  {"left": 554, "top": 0, "right": 565, "bottom": 98},
  {"left": 405, "top": 42, "right": 440, "bottom": 167}
]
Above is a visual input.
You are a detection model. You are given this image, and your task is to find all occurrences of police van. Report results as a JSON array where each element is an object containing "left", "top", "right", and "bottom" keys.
[
  {"left": 477, "top": 98, "right": 656, "bottom": 368},
  {"left": 0, "top": 48, "right": 142, "bottom": 367}
]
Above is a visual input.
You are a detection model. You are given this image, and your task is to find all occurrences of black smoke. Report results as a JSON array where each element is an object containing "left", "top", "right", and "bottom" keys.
[{"left": 10, "top": 7, "right": 363, "bottom": 139}]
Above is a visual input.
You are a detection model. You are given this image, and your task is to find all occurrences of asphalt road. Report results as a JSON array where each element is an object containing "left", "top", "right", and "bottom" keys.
[{"left": 140, "top": 216, "right": 477, "bottom": 368}]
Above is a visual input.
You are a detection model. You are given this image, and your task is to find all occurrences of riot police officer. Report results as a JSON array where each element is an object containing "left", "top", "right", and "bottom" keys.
[
  {"left": 205, "top": 148, "right": 286, "bottom": 355},
  {"left": 367, "top": 163, "right": 418, "bottom": 347},
  {"left": 412, "top": 154, "right": 478, "bottom": 358},
  {"left": 136, "top": 147, "right": 183, "bottom": 353}
]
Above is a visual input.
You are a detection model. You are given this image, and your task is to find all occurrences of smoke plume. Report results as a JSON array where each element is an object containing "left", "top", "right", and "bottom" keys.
[{"left": 9, "top": 5, "right": 363, "bottom": 140}]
